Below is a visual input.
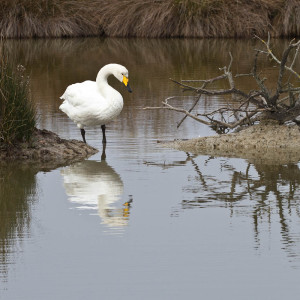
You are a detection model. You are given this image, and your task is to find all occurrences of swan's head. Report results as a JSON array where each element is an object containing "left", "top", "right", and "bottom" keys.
[{"left": 111, "top": 64, "right": 132, "bottom": 93}]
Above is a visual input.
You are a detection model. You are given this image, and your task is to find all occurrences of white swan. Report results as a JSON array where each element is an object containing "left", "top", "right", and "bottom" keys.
[{"left": 59, "top": 63, "right": 132, "bottom": 144}]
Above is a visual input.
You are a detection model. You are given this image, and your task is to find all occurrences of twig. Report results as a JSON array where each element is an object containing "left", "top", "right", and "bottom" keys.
[
  {"left": 170, "top": 78, "right": 250, "bottom": 98},
  {"left": 143, "top": 101, "right": 212, "bottom": 126},
  {"left": 143, "top": 36, "right": 300, "bottom": 131},
  {"left": 176, "top": 94, "right": 202, "bottom": 128},
  {"left": 255, "top": 34, "right": 300, "bottom": 80}
]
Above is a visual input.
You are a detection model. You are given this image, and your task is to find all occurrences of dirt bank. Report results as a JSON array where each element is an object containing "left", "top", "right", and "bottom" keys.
[
  {"left": 0, "top": 128, "right": 98, "bottom": 167},
  {"left": 164, "top": 121, "right": 300, "bottom": 164}
]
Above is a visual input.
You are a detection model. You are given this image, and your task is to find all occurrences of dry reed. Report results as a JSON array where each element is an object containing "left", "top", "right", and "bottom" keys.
[
  {"left": 0, "top": 0, "right": 101, "bottom": 38},
  {"left": 0, "top": 0, "right": 299, "bottom": 38}
]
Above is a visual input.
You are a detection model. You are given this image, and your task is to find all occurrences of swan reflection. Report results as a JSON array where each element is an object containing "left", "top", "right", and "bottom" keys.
[{"left": 61, "top": 160, "right": 132, "bottom": 227}]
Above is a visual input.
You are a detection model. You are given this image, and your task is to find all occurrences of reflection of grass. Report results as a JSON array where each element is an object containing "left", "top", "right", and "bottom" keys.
[
  {"left": 0, "top": 53, "right": 36, "bottom": 146},
  {"left": 0, "top": 163, "right": 37, "bottom": 281},
  {"left": 0, "top": 0, "right": 299, "bottom": 38}
]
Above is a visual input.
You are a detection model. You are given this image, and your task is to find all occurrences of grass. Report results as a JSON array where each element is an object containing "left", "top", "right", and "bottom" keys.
[
  {"left": 0, "top": 0, "right": 100, "bottom": 38},
  {"left": 0, "top": 52, "right": 36, "bottom": 146},
  {"left": 0, "top": 0, "right": 299, "bottom": 38}
]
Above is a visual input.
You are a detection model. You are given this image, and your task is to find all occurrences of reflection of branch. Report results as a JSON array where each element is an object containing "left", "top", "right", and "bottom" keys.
[
  {"left": 185, "top": 152, "right": 208, "bottom": 189},
  {"left": 175, "top": 157, "right": 300, "bottom": 259}
]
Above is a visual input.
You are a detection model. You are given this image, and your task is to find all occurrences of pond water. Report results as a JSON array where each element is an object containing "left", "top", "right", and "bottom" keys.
[{"left": 1, "top": 38, "right": 300, "bottom": 299}]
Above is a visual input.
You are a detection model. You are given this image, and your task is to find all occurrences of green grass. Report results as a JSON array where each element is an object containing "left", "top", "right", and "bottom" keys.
[
  {"left": 0, "top": 53, "right": 36, "bottom": 146},
  {"left": 0, "top": 0, "right": 299, "bottom": 38}
]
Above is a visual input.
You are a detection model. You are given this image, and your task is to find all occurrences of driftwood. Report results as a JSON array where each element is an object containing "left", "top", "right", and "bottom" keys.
[{"left": 144, "top": 36, "right": 300, "bottom": 133}]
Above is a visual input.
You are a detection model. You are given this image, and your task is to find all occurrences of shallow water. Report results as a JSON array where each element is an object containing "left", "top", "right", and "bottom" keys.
[{"left": 1, "top": 38, "right": 300, "bottom": 299}]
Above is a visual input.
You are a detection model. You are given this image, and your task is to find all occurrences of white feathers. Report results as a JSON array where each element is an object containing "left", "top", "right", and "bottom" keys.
[{"left": 60, "top": 64, "right": 129, "bottom": 129}]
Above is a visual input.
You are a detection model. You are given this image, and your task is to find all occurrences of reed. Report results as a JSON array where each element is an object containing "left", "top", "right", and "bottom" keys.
[
  {"left": 0, "top": 0, "right": 299, "bottom": 38},
  {"left": 0, "top": 0, "right": 100, "bottom": 38},
  {"left": 98, "top": 0, "right": 299, "bottom": 38},
  {"left": 0, "top": 53, "right": 36, "bottom": 146}
]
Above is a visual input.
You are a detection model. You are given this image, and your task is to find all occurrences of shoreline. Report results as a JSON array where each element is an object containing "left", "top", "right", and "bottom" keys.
[
  {"left": 163, "top": 122, "right": 300, "bottom": 164},
  {"left": 0, "top": 128, "right": 98, "bottom": 167}
]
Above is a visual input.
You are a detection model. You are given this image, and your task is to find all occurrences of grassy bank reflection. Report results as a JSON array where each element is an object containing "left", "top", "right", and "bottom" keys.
[{"left": 0, "top": 163, "right": 37, "bottom": 282}]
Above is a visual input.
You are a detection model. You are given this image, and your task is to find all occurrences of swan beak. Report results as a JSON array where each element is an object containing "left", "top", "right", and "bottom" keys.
[
  {"left": 123, "top": 76, "right": 132, "bottom": 93},
  {"left": 126, "top": 83, "right": 132, "bottom": 93}
]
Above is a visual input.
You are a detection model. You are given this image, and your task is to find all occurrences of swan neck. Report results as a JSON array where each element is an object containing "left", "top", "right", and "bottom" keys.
[{"left": 96, "top": 67, "right": 110, "bottom": 86}]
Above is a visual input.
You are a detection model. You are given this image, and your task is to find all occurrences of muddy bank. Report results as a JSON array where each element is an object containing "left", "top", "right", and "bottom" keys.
[
  {"left": 164, "top": 121, "right": 300, "bottom": 164},
  {"left": 0, "top": 128, "right": 98, "bottom": 169}
]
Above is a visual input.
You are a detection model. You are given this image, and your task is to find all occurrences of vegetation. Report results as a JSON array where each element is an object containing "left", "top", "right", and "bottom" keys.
[
  {"left": 0, "top": 0, "right": 299, "bottom": 38},
  {"left": 0, "top": 162, "right": 37, "bottom": 281},
  {"left": 0, "top": 54, "right": 36, "bottom": 146},
  {"left": 0, "top": 0, "right": 100, "bottom": 38},
  {"left": 144, "top": 36, "right": 300, "bottom": 132}
]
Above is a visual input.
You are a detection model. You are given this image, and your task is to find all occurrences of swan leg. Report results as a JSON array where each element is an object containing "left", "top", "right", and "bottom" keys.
[
  {"left": 80, "top": 128, "right": 87, "bottom": 143},
  {"left": 101, "top": 143, "right": 106, "bottom": 161},
  {"left": 101, "top": 124, "right": 106, "bottom": 144}
]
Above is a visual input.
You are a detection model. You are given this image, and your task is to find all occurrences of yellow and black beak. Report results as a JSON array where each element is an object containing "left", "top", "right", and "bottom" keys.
[{"left": 122, "top": 76, "right": 132, "bottom": 93}]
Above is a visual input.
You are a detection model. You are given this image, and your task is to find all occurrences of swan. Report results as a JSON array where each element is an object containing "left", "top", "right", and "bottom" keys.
[{"left": 59, "top": 63, "right": 132, "bottom": 144}]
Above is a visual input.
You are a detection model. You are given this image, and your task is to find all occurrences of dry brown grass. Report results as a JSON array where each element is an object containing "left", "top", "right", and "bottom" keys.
[
  {"left": 0, "top": 0, "right": 101, "bottom": 38},
  {"left": 275, "top": 0, "right": 300, "bottom": 37},
  {"left": 0, "top": 0, "right": 299, "bottom": 38},
  {"left": 98, "top": 0, "right": 300, "bottom": 38}
]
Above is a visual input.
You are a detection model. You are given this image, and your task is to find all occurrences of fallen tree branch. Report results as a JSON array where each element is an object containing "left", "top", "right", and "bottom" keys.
[
  {"left": 143, "top": 36, "right": 300, "bottom": 133},
  {"left": 143, "top": 101, "right": 212, "bottom": 126},
  {"left": 255, "top": 34, "right": 300, "bottom": 80}
]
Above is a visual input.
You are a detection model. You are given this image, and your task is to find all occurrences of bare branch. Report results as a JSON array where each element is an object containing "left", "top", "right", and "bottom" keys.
[
  {"left": 170, "top": 78, "right": 250, "bottom": 98},
  {"left": 176, "top": 94, "right": 201, "bottom": 128},
  {"left": 255, "top": 35, "right": 300, "bottom": 80},
  {"left": 143, "top": 101, "right": 212, "bottom": 126},
  {"left": 177, "top": 55, "right": 236, "bottom": 128},
  {"left": 181, "top": 73, "right": 227, "bottom": 84},
  {"left": 144, "top": 36, "right": 300, "bottom": 132}
]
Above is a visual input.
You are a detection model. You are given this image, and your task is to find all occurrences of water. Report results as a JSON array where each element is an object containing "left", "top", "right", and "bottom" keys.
[{"left": 1, "top": 38, "right": 300, "bottom": 299}]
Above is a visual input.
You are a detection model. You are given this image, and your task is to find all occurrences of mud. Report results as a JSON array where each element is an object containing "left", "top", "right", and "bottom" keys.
[
  {"left": 164, "top": 121, "right": 300, "bottom": 164},
  {"left": 0, "top": 128, "right": 98, "bottom": 169}
]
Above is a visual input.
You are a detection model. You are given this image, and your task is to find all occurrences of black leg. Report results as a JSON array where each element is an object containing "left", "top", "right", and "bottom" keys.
[
  {"left": 101, "top": 143, "right": 106, "bottom": 161},
  {"left": 80, "top": 128, "right": 86, "bottom": 143},
  {"left": 101, "top": 124, "right": 106, "bottom": 144}
]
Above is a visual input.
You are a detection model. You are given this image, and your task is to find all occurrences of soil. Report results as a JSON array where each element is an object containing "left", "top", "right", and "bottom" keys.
[
  {"left": 0, "top": 128, "right": 98, "bottom": 170},
  {"left": 163, "top": 120, "right": 300, "bottom": 164}
]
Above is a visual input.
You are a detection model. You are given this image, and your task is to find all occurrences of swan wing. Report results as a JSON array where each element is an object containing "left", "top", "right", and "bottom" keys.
[
  {"left": 59, "top": 78, "right": 124, "bottom": 127},
  {"left": 60, "top": 81, "right": 103, "bottom": 106}
]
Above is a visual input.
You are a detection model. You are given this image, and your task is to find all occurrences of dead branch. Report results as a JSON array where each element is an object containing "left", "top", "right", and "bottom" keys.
[
  {"left": 143, "top": 101, "right": 212, "bottom": 126},
  {"left": 255, "top": 34, "right": 300, "bottom": 80},
  {"left": 143, "top": 36, "right": 300, "bottom": 132},
  {"left": 170, "top": 78, "right": 250, "bottom": 98}
]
